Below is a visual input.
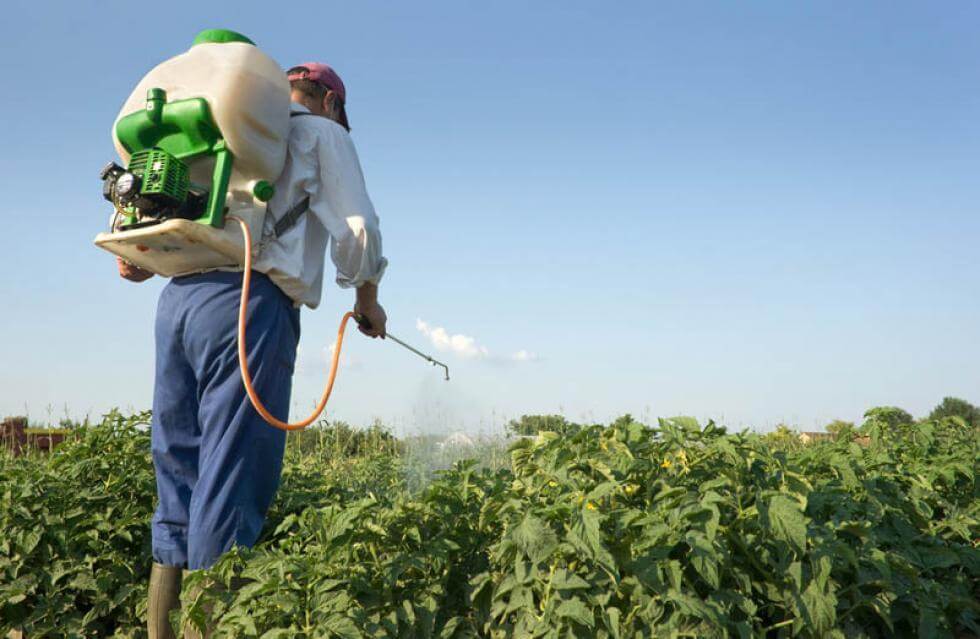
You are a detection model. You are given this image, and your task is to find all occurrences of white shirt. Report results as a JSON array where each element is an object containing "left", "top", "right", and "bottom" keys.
[{"left": 254, "top": 103, "right": 387, "bottom": 308}]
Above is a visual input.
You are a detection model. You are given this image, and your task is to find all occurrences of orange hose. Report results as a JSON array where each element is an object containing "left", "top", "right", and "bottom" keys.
[{"left": 229, "top": 215, "right": 353, "bottom": 431}]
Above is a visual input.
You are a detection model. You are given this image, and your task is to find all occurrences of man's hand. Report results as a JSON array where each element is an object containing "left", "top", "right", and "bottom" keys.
[
  {"left": 354, "top": 282, "right": 386, "bottom": 338},
  {"left": 117, "top": 257, "right": 154, "bottom": 283}
]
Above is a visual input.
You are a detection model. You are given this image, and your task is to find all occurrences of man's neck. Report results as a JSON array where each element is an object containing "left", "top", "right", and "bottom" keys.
[{"left": 290, "top": 93, "right": 321, "bottom": 115}]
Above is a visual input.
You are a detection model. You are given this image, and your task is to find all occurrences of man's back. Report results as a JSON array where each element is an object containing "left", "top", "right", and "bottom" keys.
[{"left": 255, "top": 103, "right": 386, "bottom": 309}]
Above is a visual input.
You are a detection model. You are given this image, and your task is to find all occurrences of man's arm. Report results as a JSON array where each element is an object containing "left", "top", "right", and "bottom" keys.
[
  {"left": 110, "top": 208, "right": 153, "bottom": 282},
  {"left": 310, "top": 125, "right": 388, "bottom": 337},
  {"left": 354, "top": 282, "right": 386, "bottom": 338},
  {"left": 117, "top": 257, "right": 154, "bottom": 283}
]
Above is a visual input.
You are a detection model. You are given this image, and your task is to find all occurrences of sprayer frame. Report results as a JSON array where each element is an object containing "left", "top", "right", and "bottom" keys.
[{"left": 114, "top": 88, "right": 233, "bottom": 228}]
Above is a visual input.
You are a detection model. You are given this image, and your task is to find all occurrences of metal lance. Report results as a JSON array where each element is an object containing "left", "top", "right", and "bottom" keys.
[{"left": 356, "top": 317, "right": 451, "bottom": 381}]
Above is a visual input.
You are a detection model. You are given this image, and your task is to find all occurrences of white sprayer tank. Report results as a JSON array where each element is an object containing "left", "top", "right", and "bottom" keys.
[{"left": 102, "top": 30, "right": 290, "bottom": 275}]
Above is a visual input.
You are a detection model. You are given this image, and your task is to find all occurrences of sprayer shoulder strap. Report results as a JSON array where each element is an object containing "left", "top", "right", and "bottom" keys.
[
  {"left": 272, "top": 195, "right": 311, "bottom": 238},
  {"left": 268, "top": 111, "right": 322, "bottom": 239}
]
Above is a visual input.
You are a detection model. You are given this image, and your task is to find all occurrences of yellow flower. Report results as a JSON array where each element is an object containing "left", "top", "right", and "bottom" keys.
[
  {"left": 661, "top": 458, "right": 672, "bottom": 469},
  {"left": 548, "top": 480, "right": 558, "bottom": 488},
  {"left": 624, "top": 484, "right": 638, "bottom": 495},
  {"left": 585, "top": 502, "right": 597, "bottom": 510}
]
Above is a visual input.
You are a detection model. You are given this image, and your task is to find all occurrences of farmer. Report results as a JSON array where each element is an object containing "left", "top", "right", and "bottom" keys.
[{"left": 117, "top": 62, "right": 388, "bottom": 637}]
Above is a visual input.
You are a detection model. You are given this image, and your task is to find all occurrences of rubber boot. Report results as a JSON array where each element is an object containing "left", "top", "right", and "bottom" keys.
[{"left": 148, "top": 563, "right": 182, "bottom": 639}]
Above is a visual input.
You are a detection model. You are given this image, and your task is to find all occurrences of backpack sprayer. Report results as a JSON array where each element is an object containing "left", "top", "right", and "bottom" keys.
[{"left": 95, "top": 29, "right": 448, "bottom": 431}]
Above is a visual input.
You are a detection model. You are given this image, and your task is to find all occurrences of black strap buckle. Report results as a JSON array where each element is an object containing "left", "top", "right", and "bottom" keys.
[{"left": 272, "top": 196, "right": 311, "bottom": 239}]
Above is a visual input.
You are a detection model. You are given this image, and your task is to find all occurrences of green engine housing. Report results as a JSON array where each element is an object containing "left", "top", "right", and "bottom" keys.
[
  {"left": 114, "top": 87, "right": 230, "bottom": 227},
  {"left": 127, "top": 148, "right": 190, "bottom": 206}
]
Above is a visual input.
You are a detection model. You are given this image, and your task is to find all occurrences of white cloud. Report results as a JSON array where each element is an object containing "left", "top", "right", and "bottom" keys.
[
  {"left": 295, "top": 341, "right": 360, "bottom": 377},
  {"left": 415, "top": 319, "right": 538, "bottom": 364},
  {"left": 327, "top": 341, "right": 362, "bottom": 370},
  {"left": 416, "top": 319, "right": 489, "bottom": 359}
]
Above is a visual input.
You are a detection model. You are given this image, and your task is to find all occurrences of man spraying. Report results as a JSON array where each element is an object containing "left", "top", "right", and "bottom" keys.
[{"left": 119, "top": 62, "right": 388, "bottom": 637}]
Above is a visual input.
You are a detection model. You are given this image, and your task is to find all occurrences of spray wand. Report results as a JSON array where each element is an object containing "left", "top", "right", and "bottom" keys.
[{"left": 356, "top": 316, "right": 450, "bottom": 381}]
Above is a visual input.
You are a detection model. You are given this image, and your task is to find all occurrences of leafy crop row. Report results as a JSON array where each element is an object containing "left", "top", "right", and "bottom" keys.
[
  {"left": 1, "top": 411, "right": 154, "bottom": 636},
  {"left": 1, "top": 410, "right": 977, "bottom": 638}
]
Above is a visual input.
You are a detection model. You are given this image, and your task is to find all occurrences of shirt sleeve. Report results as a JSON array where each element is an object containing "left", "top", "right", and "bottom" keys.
[{"left": 308, "top": 124, "right": 388, "bottom": 289}]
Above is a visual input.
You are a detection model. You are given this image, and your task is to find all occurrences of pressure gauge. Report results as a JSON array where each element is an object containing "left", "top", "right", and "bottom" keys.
[{"left": 115, "top": 172, "right": 140, "bottom": 202}]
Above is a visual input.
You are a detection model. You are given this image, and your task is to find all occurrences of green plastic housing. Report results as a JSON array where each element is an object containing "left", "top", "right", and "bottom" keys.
[
  {"left": 114, "top": 87, "right": 232, "bottom": 227},
  {"left": 128, "top": 148, "right": 189, "bottom": 204},
  {"left": 192, "top": 28, "right": 255, "bottom": 46}
]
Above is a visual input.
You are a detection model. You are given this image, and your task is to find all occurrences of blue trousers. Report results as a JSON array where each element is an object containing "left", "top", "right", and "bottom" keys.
[{"left": 151, "top": 271, "right": 299, "bottom": 570}]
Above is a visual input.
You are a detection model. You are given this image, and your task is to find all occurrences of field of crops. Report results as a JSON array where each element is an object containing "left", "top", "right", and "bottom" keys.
[{"left": 1, "top": 409, "right": 977, "bottom": 638}]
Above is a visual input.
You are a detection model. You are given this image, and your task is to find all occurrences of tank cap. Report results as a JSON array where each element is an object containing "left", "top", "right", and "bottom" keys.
[{"left": 192, "top": 29, "right": 255, "bottom": 47}]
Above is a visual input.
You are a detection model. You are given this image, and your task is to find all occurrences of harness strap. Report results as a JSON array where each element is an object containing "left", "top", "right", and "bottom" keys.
[
  {"left": 261, "top": 110, "right": 318, "bottom": 243},
  {"left": 272, "top": 195, "right": 310, "bottom": 239}
]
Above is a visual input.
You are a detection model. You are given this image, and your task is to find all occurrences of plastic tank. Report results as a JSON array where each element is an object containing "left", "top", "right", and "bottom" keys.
[{"left": 111, "top": 29, "right": 290, "bottom": 239}]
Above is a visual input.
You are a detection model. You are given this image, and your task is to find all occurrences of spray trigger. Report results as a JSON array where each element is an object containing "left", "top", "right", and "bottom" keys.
[{"left": 354, "top": 313, "right": 372, "bottom": 330}]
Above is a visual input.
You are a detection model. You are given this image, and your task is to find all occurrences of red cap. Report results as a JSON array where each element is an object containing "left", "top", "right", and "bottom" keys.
[{"left": 288, "top": 62, "right": 346, "bottom": 103}]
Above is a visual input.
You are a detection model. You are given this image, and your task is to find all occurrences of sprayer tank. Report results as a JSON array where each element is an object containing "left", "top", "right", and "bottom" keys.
[{"left": 111, "top": 32, "right": 290, "bottom": 241}]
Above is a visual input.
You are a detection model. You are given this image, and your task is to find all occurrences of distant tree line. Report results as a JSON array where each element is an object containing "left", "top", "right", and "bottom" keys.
[
  {"left": 927, "top": 396, "right": 980, "bottom": 427},
  {"left": 504, "top": 397, "right": 978, "bottom": 439},
  {"left": 823, "top": 397, "right": 978, "bottom": 435}
]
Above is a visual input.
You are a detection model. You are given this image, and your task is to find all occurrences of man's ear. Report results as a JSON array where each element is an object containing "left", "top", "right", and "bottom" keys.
[{"left": 322, "top": 90, "right": 336, "bottom": 113}]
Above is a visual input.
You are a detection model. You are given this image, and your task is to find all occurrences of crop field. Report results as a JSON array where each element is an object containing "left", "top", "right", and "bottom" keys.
[{"left": 1, "top": 409, "right": 977, "bottom": 638}]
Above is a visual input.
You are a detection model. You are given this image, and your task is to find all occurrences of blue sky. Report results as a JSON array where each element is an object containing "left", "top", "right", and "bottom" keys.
[{"left": 1, "top": 1, "right": 977, "bottom": 433}]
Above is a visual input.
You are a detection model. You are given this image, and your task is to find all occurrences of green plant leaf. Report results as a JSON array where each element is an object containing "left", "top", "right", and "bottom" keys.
[
  {"left": 760, "top": 494, "right": 807, "bottom": 553},
  {"left": 556, "top": 598, "right": 594, "bottom": 629}
]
